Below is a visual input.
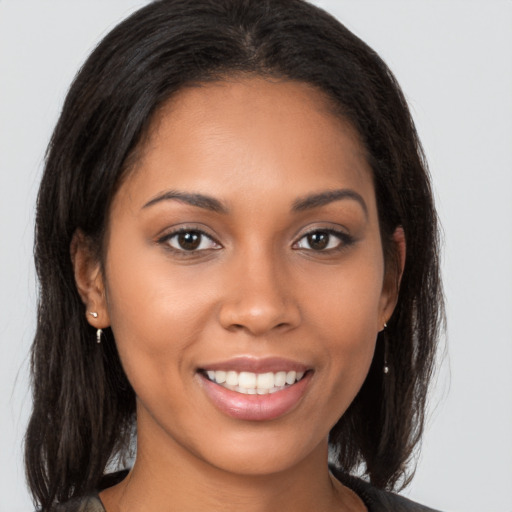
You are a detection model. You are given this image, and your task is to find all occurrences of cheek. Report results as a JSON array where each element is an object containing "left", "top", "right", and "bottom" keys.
[
  {"left": 303, "top": 250, "right": 385, "bottom": 341},
  {"left": 300, "top": 254, "right": 384, "bottom": 401},
  {"left": 102, "top": 238, "right": 214, "bottom": 393}
]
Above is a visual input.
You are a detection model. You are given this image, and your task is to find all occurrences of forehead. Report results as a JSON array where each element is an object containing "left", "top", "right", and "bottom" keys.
[{"left": 116, "top": 77, "right": 375, "bottom": 212}]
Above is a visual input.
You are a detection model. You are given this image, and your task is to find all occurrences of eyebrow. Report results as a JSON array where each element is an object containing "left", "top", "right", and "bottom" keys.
[
  {"left": 142, "top": 187, "right": 367, "bottom": 216},
  {"left": 292, "top": 189, "right": 368, "bottom": 217},
  {"left": 142, "top": 190, "right": 228, "bottom": 214}
]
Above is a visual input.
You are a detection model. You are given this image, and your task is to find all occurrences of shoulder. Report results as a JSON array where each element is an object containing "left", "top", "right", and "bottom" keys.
[
  {"left": 43, "top": 470, "right": 126, "bottom": 512},
  {"left": 48, "top": 495, "right": 105, "bottom": 512},
  {"left": 331, "top": 467, "right": 441, "bottom": 512}
]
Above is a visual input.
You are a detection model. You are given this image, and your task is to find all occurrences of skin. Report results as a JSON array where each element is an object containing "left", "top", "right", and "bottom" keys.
[{"left": 73, "top": 77, "right": 404, "bottom": 512}]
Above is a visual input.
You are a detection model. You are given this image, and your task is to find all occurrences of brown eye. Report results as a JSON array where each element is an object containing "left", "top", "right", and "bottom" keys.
[
  {"left": 165, "top": 230, "right": 220, "bottom": 252},
  {"left": 294, "top": 229, "right": 351, "bottom": 252},
  {"left": 307, "top": 232, "right": 330, "bottom": 250},
  {"left": 177, "top": 232, "right": 201, "bottom": 250}
]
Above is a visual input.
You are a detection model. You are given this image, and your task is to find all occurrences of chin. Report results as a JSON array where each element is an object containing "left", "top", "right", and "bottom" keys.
[{"left": 187, "top": 422, "right": 329, "bottom": 478}]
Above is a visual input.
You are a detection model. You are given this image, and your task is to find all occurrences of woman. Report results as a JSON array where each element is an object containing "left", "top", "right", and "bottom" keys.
[{"left": 25, "top": 0, "right": 444, "bottom": 511}]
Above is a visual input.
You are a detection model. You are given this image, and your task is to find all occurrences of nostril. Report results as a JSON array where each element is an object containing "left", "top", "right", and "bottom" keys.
[
  {"left": 224, "top": 323, "right": 249, "bottom": 333},
  {"left": 218, "top": 296, "right": 301, "bottom": 335}
]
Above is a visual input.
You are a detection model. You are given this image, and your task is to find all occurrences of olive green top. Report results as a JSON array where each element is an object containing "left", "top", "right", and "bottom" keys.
[{"left": 49, "top": 467, "right": 440, "bottom": 512}]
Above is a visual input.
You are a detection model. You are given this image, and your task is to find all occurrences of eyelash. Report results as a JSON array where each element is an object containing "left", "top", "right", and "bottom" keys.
[
  {"left": 157, "top": 227, "right": 221, "bottom": 254},
  {"left": 293, "top": 228, "right": 354, "bottom": 253},
  {"left": 157, "top": 226, "right": 354, "bottom": 255}
]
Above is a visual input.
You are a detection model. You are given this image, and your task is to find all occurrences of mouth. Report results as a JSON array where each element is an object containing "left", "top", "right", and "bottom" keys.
[
  {"left": 197, "top": 359, "right": 312, "bottom": 421},
  {"left": 200, "top": 369, "right": 307, "bottom": 395}
]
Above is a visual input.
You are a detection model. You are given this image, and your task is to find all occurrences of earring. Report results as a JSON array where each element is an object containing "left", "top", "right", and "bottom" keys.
[
  {"left": 89, "top": 311, "right": 98, "bottom": 318},
  {"left": 96, "top": 328, "right": 103, "bottom": 344},
  {"left": 383, "top": 323, "right": 389, "bottom": 374}
]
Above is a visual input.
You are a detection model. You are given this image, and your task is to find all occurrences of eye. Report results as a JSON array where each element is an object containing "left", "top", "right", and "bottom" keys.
[
  {"left": 294, "top": 229, "right": 351, "bottom": 251},
  {"left": 161, "top": 229, "right": 221, "bottom": 252}
]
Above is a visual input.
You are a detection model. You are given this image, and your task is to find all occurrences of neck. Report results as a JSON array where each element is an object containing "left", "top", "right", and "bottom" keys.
[{"left": 99, "top": 420, "right": 352, "bottom": 512}]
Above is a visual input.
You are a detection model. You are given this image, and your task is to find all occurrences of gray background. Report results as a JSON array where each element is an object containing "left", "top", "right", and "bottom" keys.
[{"left": 1, "top": 1, "right": 511, "bottom": 511}]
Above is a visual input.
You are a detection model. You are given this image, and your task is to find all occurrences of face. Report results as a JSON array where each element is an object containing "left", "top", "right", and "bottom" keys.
[{"left": 83, "top": 77, "right": 400, "bottom": 477}]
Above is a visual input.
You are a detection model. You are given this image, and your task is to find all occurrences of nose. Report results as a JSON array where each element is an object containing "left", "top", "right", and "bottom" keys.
[{"left": 218, "top": 250, "right": 301, "bottom": 336}]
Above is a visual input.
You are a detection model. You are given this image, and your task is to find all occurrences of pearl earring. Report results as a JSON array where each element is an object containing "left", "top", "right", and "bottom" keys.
[
  {"left": 88, "top": 312, "right": 103, "bottom": 344},
  {"left": 383, "top": 322, "right": 389, "bottom": 374}
]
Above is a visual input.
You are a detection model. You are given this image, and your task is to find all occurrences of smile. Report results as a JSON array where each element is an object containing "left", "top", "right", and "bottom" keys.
[
  {"left": 198, "top": 361, "right": 312, "bottom": 421},
  {"left": 204, "top": 370, "right": 306, "bottom": 395}
]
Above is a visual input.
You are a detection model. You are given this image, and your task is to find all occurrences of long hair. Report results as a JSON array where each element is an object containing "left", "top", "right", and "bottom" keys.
[{"left": 26, "top": 0, "right": 444, "bottom": 509}]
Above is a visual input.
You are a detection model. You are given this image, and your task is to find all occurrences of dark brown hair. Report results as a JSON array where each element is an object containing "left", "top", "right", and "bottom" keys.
[{"left": 26, "top": 0, "right": 444, "bottom": 509}]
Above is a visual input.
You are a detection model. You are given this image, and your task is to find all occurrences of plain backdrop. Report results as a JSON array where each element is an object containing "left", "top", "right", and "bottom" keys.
[{"left": 1, "top": 1, "right": 511, "bottom": 511}]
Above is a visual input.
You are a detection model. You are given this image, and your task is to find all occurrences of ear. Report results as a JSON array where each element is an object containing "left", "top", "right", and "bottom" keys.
[
  {"left": 70, "top": 230, "right": 110, "bottom": 328},
  {"left": 378, "top": 226, "right": 406, "bottom": 330}
]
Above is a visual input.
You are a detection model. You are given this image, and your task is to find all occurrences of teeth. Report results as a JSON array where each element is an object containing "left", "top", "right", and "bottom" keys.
[
  {"left": 274, "top": 371, "right": 287, "bottom": 387},
  {"left": 226, "top": 371, "right": 238, "bottom": 386},
  {"left": 204, "top": 369, "right": 306, "bottom": 394},
  {"left": 257, "top": 372, "right": 274, "bottom": 389},
  {"left": 285, "top": 371, "right": 297, "bottom": 385},
  {"left": 215, "top": 370, "right": 226, "bottom": 384},
  {"left": 239, "top": 371, "right": 256, "bottom": 388}
]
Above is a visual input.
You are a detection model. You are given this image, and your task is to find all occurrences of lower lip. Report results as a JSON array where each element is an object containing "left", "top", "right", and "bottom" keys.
[{"left": 199, "top": 372, "right": 312, "bottom": 421}]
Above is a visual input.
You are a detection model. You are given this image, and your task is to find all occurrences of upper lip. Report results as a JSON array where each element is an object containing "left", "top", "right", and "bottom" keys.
[{"left": 198, "top": 356, "right": 309, "bottom": 374}]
